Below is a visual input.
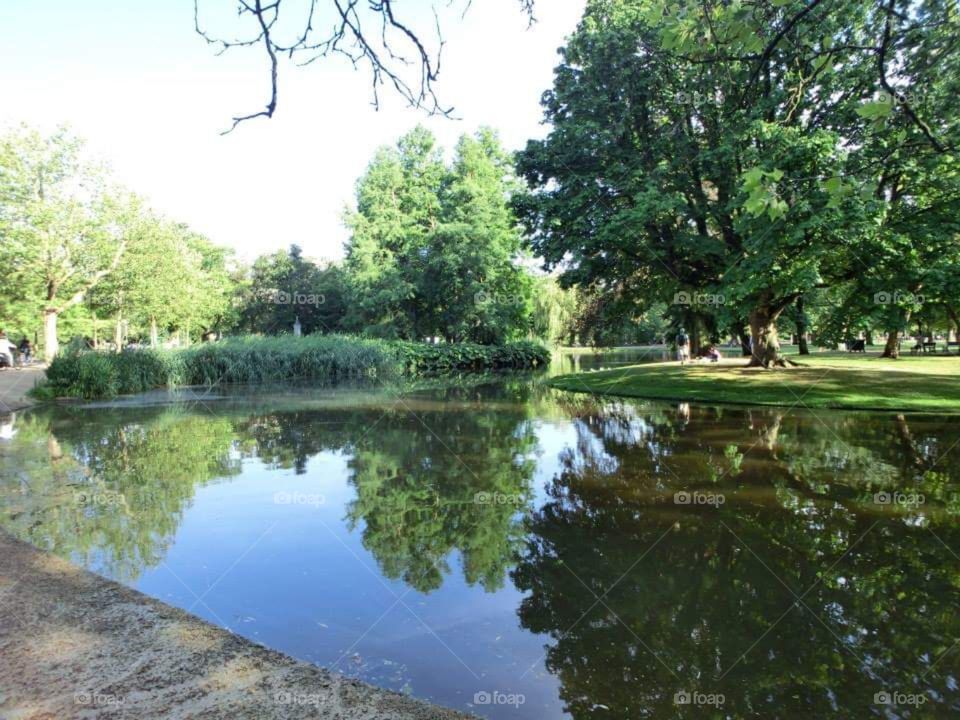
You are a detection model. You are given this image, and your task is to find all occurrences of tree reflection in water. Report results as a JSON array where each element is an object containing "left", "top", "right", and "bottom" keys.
[{"left": 513, "top": 402, "right": 960, "bottom": 718}]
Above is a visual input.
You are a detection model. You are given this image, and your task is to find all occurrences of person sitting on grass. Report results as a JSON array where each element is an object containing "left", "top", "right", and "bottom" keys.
[{"left": 706, "top": 344, "right": 722, "bottom": 362}]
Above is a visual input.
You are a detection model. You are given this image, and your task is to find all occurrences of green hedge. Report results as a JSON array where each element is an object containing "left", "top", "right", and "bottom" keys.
[
  {"left": 395, "top": 340, "right": 550, "bottom": 373},
  {"left": 39, "top": 335, "right": 550, "bottom": 399}
]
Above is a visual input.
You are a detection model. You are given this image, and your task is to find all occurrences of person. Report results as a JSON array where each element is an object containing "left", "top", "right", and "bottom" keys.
[
  {"left": 676, "top": 327, "right": 690, "bottom": 364},
  {"left": 706, "top": 344, "right": 722, "bottom": 362},
  {"left": 0, "top": 331, "right": 16, "bottom": 369},
  {"left": 18, "top": 338, "right": 31, "bottom": 365}
]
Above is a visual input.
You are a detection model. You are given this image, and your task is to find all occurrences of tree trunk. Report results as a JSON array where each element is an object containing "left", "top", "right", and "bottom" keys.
[
  {"left": 795, "top": 296, "right": 809, "bottom": 355},
  {"left": 114, "top": 314, "right": 124, "bottom": 353},
  {"left": 734, "top": 321, "right": 752, "bottom": 357},
  {"left": 43, "top": 310, "right": 58, "bottom": 362},
  {"left": 881, "top": 309, "right": 911, "bottom": 359},
  {"left": 150, "top": 317, "right": 158, "bottom": 348},
  {"left": 690, "top": 321, "right": 702, "bottom": 357},
  {"left": 865, "top": 329, "right": 874, "bottom": 347},
  {"left": 747, "top": 307, "right": 789, "bottom": 367},
  {"left": 881, "top": 330, "right": 900, "bottom": 358}
]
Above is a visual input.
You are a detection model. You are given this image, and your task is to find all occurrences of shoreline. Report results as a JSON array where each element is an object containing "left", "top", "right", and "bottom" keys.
[{"left": 0, "top": 531, "right": 475, "bottom": 719}]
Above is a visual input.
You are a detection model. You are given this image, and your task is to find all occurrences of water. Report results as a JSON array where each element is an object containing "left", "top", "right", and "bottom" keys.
[{"left": 1, "top": 362, "right": 959, "bottom": 718}]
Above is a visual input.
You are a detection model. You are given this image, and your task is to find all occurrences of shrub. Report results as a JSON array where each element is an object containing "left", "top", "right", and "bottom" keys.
[{"left": 37, "top": 335, "right": 549, "bottom": 400}]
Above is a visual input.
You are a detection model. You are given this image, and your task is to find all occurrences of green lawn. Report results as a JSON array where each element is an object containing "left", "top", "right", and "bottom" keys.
[{"left": 548, "top": 351, "right": 960, "bottom": 412}]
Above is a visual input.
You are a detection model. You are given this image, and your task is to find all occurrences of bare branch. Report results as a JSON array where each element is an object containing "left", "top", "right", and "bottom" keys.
[{"left": 194, "top": 0, "right": 537, "bottom": 131}]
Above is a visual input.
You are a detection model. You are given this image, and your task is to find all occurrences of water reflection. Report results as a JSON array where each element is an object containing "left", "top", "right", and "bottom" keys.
[
  {"left": 1, "top": 378, "right": 959, "bottom": 718},
  {"left": 513, "top": 403, "right": 960, "bottom": 717}
]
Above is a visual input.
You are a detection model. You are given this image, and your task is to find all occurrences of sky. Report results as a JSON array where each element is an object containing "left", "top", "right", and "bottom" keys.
[{"left": 1, "top": 0, "right": 586, "bottom": 263}]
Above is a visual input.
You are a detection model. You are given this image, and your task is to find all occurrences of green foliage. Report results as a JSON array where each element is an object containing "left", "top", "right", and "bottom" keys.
[
  {"left": 0, "top": 125, "right": 239, "bottom": 356},
  {"left": 237, "top": 244, "right": 348, "bottom": 335},
  {"left": 38, "top": 335, "right": 550, "bottom": 399},
  {"left": 517, "top": 0, "right": 960, "bottom": 364},
  {"left": 344, "top": 126, "right": 534, "bottom": 343},
  {"left": 395, "top": 340, "right": 550, "bottom": 373},
  {"left": 0, "top": 125, "right": 122, "bottom": 358}
]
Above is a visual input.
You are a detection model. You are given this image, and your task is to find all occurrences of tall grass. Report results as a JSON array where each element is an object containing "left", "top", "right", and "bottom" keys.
[{"left": 38, "top": 335, "right": 550, "bottom": 399}]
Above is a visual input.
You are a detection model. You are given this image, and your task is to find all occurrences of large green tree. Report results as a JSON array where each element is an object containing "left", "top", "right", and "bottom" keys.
[
  {"left": 344, "top": 126, "right": 534, "bottom": 343},
  {"left": 517, "top": 0, "right": 959, "bottom": 366},
  {"left": 0, "top": 127, "right": 125, "bottom": 360}
]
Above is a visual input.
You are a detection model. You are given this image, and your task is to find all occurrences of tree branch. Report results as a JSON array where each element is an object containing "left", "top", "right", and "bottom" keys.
[
  {"left": 195, "top": 0, "right": 536, "bottom": 132},
  {"left": 877, "top": 0, "right": 948, "bottom": 153}
]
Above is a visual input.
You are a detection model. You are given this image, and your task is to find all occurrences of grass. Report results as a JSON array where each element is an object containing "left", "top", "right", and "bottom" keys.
[
  {"left": 35, "top": 335, "right": 551, "bottom": 400},
  {"left": 548, "top": 350, "right": 960, "bottom": 413}
]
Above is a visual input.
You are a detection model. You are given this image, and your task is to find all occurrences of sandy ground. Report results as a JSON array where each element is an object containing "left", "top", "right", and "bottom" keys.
[
  {"left": 0, "top": 366, "right": 44, "bottom": 413},
  {"left": 0, "top": 531, "right": 475, "bottom": 720}
]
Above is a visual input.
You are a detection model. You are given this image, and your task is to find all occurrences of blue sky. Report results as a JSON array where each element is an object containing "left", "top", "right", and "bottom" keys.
[{"left": 1, "top": 0, "right": 585, "bottom": 261}]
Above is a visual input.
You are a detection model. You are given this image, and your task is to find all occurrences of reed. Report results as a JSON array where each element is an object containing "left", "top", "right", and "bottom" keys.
[{"left": 38, "top": 335, "right": 550, "bottom": 399}]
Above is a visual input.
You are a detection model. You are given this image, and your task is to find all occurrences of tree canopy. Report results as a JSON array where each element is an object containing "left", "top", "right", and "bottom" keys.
[
  {"left": 517, "top": 0, "right": 960, "bottom": 364},
  {"left": 343, "top": 126, "right": 535, "bottom": 344}
]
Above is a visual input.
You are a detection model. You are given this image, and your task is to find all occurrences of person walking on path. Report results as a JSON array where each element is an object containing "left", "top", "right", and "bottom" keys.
[
  {"left": 676, "top": 327, "right": 690, "bottom": 365},
  {"left": 18, "top": 338, "right": 32, "bottom": 365}
]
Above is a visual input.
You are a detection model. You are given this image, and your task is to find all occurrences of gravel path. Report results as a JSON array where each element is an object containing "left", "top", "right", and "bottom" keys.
[{"left": 0, "top": 366, "right": 44, "bottom": 413}]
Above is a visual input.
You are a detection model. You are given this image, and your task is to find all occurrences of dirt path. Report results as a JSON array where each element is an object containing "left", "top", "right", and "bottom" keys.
[
  {"left": 0, "top": 366, "right": 45, "bottom": 413},
  {"left": 0, "top": 532, "right": 474, "bottom": 719}
]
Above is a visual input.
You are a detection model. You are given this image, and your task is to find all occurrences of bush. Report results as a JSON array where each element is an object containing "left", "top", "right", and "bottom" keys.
[
  {"left": 395, "top": 340, "right": 550, "bottom": 372},
  {"left": 37, "top": 335, "right": 550, "bottom": 399}
]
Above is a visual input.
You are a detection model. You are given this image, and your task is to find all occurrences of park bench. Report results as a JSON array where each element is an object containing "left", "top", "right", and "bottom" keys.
[
  {"left": 847, "top": 339, "right": 865, "bottom": 352},
  {"left": 910, "top": 341, "right": 939, "bottom": 354}
]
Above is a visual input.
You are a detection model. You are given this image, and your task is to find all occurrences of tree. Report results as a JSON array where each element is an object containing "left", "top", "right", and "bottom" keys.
[
  {"left": 88, "top": 205, "right": 181, "bottom": 348},
  {"left": 239, "top": 244, "right": 347, "bottom": 335},
  {"left": 423, "top": 128, "right": 533, "bottom": 343},
  {"left": 173, "top": 228, "right": 237, "bottom": 341},
  {"left": 517, "top": 0, "right": 959, "bottom": 367},
  {"left": 344, "top": 126, "right": 534, "bottom": 343},
  {"left": 85, "top": 211, "right": 237, "bottom": 348},
  {"left": 0, "top": 127, "right": 125, "bottom": 360},
  {"left": 530, "top": 275, "right": 579, "bottom": 345},
  {"left": 343, "top": 128, "right": 443, "bottom": 339}
]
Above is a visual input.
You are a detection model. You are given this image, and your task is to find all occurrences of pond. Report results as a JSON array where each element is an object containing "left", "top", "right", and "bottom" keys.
[{"left": 1, "top": 364, "right": 959, "bottom": 718}]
